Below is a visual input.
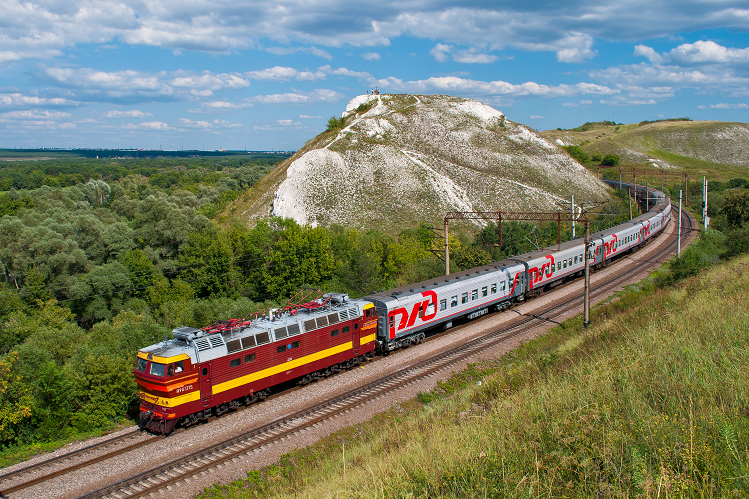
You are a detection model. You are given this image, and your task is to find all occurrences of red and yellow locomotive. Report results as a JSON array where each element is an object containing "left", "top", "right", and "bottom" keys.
[{"left": 134, "top": 293, "right": 377, "bottom": 433}]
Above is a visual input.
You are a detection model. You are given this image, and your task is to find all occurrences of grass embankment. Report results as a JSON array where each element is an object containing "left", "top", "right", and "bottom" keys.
[{"left": 201, "top": 254, "right": 749, "bottom": 498}]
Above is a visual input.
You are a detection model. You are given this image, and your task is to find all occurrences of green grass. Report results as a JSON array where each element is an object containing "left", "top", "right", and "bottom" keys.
[{"left": 198, "top": 253, "right": 749, "bottom": 498}]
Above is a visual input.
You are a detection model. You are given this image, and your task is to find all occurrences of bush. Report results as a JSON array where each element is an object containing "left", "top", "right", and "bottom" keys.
[
  {"left": 563, "top": 145, "right": 588, "bottom": 164},
  {"left": 326, "top": 116, "right": 347, "bottom": 131},
  {"left": 591, "top": 152, "right": 602, "bottom": 163},
  {"left": 601, "top": 153, "right": 620, "bottom": 167}
]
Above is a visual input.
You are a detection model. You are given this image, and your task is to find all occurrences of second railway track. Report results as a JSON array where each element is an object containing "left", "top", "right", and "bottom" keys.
[
  {"left": 0, "top": 207, "right": 696, "bottom": 499},
  {"left": 67, "top": 207, "right": 696, "bottom": 499}
]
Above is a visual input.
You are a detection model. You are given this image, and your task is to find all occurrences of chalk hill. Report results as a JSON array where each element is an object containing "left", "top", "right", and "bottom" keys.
[{"left": 232, "top": 94, "right": 608, "bottom": 231}]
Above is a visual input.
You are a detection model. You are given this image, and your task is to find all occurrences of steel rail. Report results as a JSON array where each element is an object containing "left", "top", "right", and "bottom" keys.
[{"left": 71, "top": 207, "right": 695, "bottom": 499}]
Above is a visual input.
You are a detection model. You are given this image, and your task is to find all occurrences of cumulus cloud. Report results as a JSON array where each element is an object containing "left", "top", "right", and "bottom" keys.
[
  {"left": 35, "top": 67, "right": 257, "bottom": 104},
  {"left": 252, "top": 88, "right": 343, "bottom": 104},
  {"left": 0, "top": 93, "right": 75, "bottom": 107},
  {"left": 380, "top": 75, "right": 618, "bottom": 98},
  {"left": 697, "top": 102, "right": 748, "bottom": 109},
  {"left": 105, "top": 110, "right": 153, "bottom": 118},
  {"left": 1, "top": 110, "right": 70, "bottom": 119},
  {"left": 430, "top": 44, "right": 499, "bottom": 63},
  {"left": 593, "top": 40, "right": 749, "bottom": 98},
  {"left": 170, "top": 72, "right": 249, "bottom": 89},
  {"left": 3, "top": 0, "right": 749, "bottom": 66},
  {"left": 264, "top": 46, "right": 333, "bottom": 60},
  {"left": 123, "top": 121, "right": 171, "bottom": 130},
  {"left": 361, "top": 52, "right": 381, "bottom": 61}
]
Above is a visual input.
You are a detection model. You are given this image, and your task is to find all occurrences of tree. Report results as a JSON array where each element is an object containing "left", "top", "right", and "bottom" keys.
[
  {"left": 601, "top": 154, "right": 621, "bottom": 167},
  {"left": 261, "top": 220, "right": 335, "bottom": 299},
  {"left": 719, "top": 189, "right": 749, "bottom": 228},
  {"left": 0, "top": 352, "right": 34, "bottom": 444}
]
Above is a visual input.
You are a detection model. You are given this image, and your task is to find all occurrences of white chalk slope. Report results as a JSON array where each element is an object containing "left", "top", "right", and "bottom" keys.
[{"left": 268, "top": 94, "right": 608, "bottom": 229}]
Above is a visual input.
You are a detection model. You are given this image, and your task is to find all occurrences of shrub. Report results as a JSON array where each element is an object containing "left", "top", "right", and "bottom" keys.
[
  {"left": 563, "top": 145, "right": 588, "bottom": 164},
  {"left": 326, "top": 116, "right": 347, "bottom": 131},
  {"left": 601, "top": 153, "right": 620, "bottom": 167},
  {"left": 591, "top": 152, "right": 603, "bottom": 163}
]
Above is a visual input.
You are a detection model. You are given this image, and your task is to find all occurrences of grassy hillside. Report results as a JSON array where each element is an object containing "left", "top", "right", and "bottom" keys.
[
  {"left": 541, "top": 120, "right": 749, "bottom": 184},
  {"left": 200, "top": 250, "right": 749, "bottom": 498}
]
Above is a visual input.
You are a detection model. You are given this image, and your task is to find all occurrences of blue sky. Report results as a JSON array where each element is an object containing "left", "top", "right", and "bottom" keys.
[{"left": 1, "top": 0, "right": 748, "bottom": 151}]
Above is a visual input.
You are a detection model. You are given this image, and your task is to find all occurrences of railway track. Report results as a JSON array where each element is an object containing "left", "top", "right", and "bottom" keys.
[
  {"left": 0, "top": 207, "right": 695, "bottom": 499},
  {"left": 0, "top": 430, "right": 162, "bottom": 497},
  {"left": 66, "top": 207, "right": 695, "bottom": 499}
]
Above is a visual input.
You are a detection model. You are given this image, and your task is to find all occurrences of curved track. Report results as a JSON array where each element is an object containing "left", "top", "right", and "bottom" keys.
[
  {"left": 52, "top": 206, "right": 696, "bottom": 499},
  {"left": 0, "top": 207, "right": 696, "bottom": 499}
]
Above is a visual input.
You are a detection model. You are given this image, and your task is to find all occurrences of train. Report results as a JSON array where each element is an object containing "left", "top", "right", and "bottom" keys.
[{"left": 134, "top": 182, "right": 671, "bottom": 433}]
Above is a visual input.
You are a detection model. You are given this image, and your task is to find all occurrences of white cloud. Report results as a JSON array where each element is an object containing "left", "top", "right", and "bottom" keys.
[
  {"left": 361, "top": 52, "right": 381, "bottom": 61},
  {"left": 58, "top": 122, "right": 77, "bottom": 130},
  {"left": 277, "top": 119, "right": 303, "bottom": 125},
  {"left": 529, "top": 115, "right": 545, "bottom": 119},
  {"left": 562, "top": 99, "right": 593, "bottom": 107},
  {"left": 39, "top": 67, "right": 252, "bottom": 103},
  {"left": 178, "top": 118, "right": 213, "bottom": 128},
  {"left": 123, "top": 121, "right": 171, "bottom": 130},
  {"left": 430, "top": 44, "right": 499, "bottom": 64},
  {"left": 299, "top": 114, "right": 322, "bottom": 118},
  {"left": 430, "top": 44, "right": 452, "bottom": 63},
  {"left": 381, "top": 75, "right": 618, "bottom": 98},
  {"left": 252, "top": 88, "right": 343, "bottom": 104},
  {"left": 105, "top": 110, "right": 153, "bottom": 118},
  {"left": 318, "top": 65, "right": 372, "bottom": 79},
  {"left": 0, "top": 93, "right": 75, "bottom": 107},
  {"left": 170, "top": 72, "right": 249, "bottom": 89},
  {"left": 697, "top": 103, "right": 748, "bottom": 109},
  {"left": 1, "top": 110, "right": 70, "bottom": 119},
  {"left": 265, "top": 46, "right": 333, "bottom": 60},
  {"left": 3, "top": 0, "right": 749, "bottom": 66},
  {"left": 245, "top": 66, "right": 299, "bottom": 81}
]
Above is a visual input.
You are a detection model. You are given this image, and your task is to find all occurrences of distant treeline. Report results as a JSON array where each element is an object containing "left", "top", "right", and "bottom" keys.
[
  {"left": 0, "top": 149, "right": 293, "bottom": 160},
  {"left": 638, "top": 117, "right": 692, "bottom": 126},
  {"left": 557, "top": 121, "right": 621, "bottom": 132},
  {"left": 0, "top": 155, "right": 288, "bottom": 191}
]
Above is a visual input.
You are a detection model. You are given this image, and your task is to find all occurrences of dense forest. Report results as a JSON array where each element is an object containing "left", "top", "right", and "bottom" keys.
[{"left": 0, "top": 156, "right": 747, "bottom": 454}]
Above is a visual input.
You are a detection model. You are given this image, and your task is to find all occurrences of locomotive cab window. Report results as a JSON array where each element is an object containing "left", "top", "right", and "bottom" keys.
[
  {"left": 202, "top": 367, "right": 208, "bottom": 376},
  {"left": 149, "top": 362, "right": 166, "bottom": 378},
  {"left": 167, "top": 360, "right": 184, "bottom": 377},
  {"left": 135, "top": 358, "right": 147, "bottom": 372}
]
